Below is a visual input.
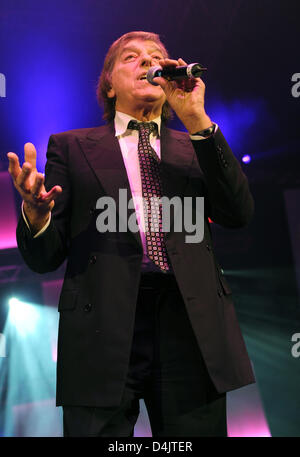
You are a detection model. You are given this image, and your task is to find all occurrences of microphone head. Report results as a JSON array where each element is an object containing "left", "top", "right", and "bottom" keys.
[{"left": 146, "top": 66, "right": 162, "bottom": 86}]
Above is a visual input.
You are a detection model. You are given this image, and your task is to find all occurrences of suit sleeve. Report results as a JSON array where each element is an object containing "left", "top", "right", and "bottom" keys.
[
  {"left": 191, "top": 128, "right": 254, "bottom": 228},
  {"left": 16, "top": 134, "right": 71, "bottom": 273}
]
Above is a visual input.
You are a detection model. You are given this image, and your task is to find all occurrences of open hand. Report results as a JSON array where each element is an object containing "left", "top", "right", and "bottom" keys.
[{"left": 7, "top": 143, "right": 62, "bottom": 230}]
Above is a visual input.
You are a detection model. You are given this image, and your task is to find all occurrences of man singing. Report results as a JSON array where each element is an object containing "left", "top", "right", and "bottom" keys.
[{"left": 7, "top": 31, "right": 255, "bottom": 437}]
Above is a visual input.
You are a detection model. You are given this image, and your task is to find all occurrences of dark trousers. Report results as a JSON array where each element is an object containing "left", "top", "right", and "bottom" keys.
[{"left": 63, "top": 273, "right": 227, "bottom": 437}]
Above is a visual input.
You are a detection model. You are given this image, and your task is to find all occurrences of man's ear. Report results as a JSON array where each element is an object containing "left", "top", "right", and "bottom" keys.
[{"left": 107, "top": 86, "right": 115, "bottom": 98}]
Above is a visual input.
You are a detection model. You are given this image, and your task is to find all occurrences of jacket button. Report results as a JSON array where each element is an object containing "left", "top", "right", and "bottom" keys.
[
  {"left": 84, "top": 303, "right": 92, "bottom": 312},
  {"left": 89, "top": 255, "right": 97, "bottom": 264},
  {"left": 89, "top": 207, "right": 96, "bottom": 215},
  {"left": 217, "top": 289, "right": 223, "bottom": 297},
  {"left": 206, "top": 243, "right": 211, "bottom": 251}
]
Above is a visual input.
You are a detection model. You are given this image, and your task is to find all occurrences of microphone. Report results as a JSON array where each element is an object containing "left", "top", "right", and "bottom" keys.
[{"left": 146, "top": 63, "right": 207, "bottom": 86}]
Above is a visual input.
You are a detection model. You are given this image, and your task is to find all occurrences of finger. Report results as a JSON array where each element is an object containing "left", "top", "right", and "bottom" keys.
[
  {"left": 17, "top": 162, "right": 33, "bottom": 191},
  {"left": 41, "top": 185, "right": 62, "bottom": 203},
  {"left": 31, "top": 173, "right": 45, "bottom": 198},
  {"left": 152, "top": 76, "right": 176, "bottom": 95},
  {"left": 24, "top": 143, "right": 37, "bottom": 170},
  {"left": 158, "top": 58, "right": 179, "bottom": 67},
  {"left": 177, "top": 77, "right": 198, "bottom": 92},
  {"left": 7, "top": 152, "right": 22, "bottom": 180},
  {"left": 178, "top": 57, "right": 188, "bottom": 66}
]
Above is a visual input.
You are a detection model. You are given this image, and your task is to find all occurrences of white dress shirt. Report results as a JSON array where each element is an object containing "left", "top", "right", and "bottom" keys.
[{"left": 114, "top": 111, "right": 162, "bottom": 271}]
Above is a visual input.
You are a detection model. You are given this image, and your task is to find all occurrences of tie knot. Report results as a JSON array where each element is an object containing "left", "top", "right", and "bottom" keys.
[{"left": 128, "top": 120, "right": 158, "bottom": 135}]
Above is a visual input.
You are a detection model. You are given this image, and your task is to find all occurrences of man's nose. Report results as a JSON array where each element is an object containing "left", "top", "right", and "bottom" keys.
[{"left": 140, "top": 54, "right": 154, "bottom": 67}]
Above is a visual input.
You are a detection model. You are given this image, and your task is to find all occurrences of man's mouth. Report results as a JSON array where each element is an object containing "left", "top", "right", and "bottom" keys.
[{"left": 138, "top": 74, "right": 148, "bottom": 80}]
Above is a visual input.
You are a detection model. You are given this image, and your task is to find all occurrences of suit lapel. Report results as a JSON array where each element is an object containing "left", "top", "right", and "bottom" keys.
[
  {"left": 78, "top": 123, "right": 142, "bottom": 248},
  {"left": 160, "top": 123, "right": 195, "bottom": 236}
]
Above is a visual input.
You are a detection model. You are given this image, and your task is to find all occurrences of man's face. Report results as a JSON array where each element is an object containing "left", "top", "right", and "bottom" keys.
[{"left": 107, "top": 39, "right": 167, "bottom": 115}]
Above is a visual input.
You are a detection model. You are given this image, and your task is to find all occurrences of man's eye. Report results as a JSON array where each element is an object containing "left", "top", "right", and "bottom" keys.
[
  {"left": 125, "top": 55, "right": 136, "bottom": 60},
  {"left": 153, "top": 55, "right": 162, "bottom": 60}
]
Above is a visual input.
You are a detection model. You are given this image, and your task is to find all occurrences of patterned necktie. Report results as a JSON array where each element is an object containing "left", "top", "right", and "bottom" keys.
[{"left": 128, "top": 120, "right": 170, "bottom": 272}]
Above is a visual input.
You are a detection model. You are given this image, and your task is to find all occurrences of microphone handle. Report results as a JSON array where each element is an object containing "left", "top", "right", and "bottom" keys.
[
  {"left": 158, "top": 63, "right": 207, "bottom": 80},
  {"left": 147, "top": 63, "right": 207, "bottom": 86}
]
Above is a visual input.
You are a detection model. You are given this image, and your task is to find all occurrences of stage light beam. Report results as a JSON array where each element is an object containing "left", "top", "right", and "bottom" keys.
[{"left": 8, "top": 298, "right": 40, "bottom": 337}]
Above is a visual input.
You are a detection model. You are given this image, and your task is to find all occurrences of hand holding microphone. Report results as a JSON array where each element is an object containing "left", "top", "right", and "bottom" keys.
[{"left": 152, "top": 57, "right": 212, "bottom": 134}]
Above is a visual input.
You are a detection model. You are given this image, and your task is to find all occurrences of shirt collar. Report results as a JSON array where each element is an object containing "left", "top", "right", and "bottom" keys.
[{"left": 114, "top": 111, "right": 161, "bottom": 137}]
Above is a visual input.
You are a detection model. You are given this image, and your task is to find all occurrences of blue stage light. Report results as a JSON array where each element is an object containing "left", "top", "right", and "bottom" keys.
[
  {"left": 8, "top": 298, "right": 40, "bottom": 336},
  {"left": 242, "top": 155, "right": 251, "bottom": 163}
]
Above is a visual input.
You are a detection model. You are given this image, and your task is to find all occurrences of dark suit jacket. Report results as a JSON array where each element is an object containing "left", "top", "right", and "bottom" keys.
[{"left": 17, "top": 122, "right": 255, "bottom": 407}]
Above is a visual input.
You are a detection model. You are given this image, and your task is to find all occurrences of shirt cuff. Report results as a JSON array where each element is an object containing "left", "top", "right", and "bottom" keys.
[
  {"left": 21, "top": 201, "right": 51, "bottom": 238},
  {"left": 189, "top": 123, "right": 218, "bottom": 140}
]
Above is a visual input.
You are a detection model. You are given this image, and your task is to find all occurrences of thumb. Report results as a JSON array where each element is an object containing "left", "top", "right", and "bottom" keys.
[{"left": 152, "top": 76, "right": 174, "bottom": 97}]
